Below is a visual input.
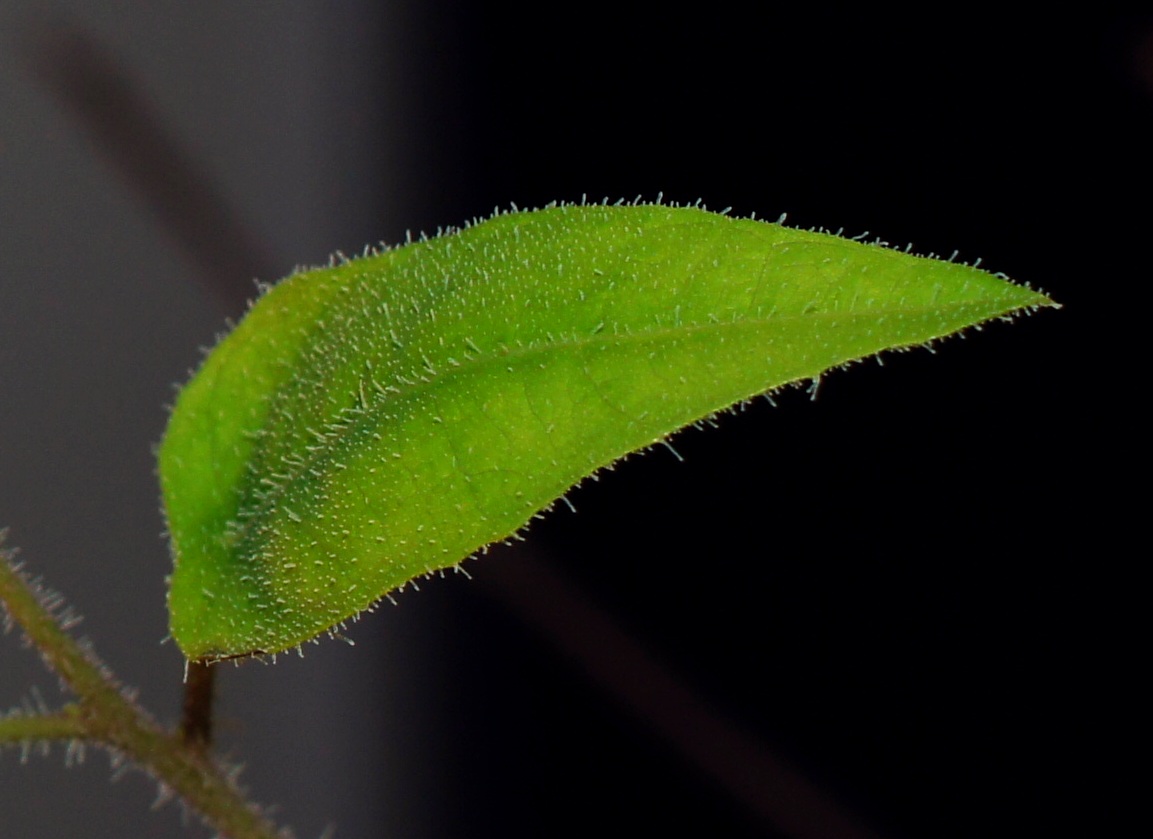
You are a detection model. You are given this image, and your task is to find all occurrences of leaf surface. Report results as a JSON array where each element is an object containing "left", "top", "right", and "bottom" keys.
[{"left": 160, "top": 203, "right": 1053, "bottom": 660}]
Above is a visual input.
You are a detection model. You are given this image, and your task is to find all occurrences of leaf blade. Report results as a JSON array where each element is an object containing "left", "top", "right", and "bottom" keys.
[{"left": 160, "top": 204, "right": 1054, "bottom": 660}]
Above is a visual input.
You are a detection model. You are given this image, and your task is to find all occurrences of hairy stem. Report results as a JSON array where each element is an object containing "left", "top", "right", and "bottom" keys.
[
  {"left": 0, "top": 536, "right": 289, "bottom": 839},
  {"left": 0, "top": 705, "right": 87, "bottom": 742}
]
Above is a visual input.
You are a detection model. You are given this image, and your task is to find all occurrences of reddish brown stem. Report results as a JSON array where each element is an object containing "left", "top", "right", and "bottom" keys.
[{"left": 180, "top": 659, "right": 216, "bottom": 749}]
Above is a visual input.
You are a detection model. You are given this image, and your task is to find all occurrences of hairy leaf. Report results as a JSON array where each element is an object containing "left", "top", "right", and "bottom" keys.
[{"left": 160, "top": 203, "right": 1054, "bottom": 661}]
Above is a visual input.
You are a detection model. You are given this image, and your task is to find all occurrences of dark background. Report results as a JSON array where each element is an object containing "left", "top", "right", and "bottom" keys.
[{"left": 1, "top": 5, "right": 1139, "bottom": 838}]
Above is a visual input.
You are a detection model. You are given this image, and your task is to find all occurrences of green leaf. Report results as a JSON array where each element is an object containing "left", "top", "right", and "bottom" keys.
[{"left": 160, "top": 203, "right": 1054, "bottom": 661}]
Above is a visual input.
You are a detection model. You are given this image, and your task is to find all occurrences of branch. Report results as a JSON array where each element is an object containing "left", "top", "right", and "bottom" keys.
[
  {"left": 0, "top": 705, "right": 87, "bottom": 743},
  {"left": 0, "top": 531, "right": 291, "bottom": 839}
]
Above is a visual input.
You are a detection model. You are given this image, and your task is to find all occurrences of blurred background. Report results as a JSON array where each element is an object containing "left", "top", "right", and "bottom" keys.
[{"left": 0, "top": 4, "right": 1141, "bottom": 838}]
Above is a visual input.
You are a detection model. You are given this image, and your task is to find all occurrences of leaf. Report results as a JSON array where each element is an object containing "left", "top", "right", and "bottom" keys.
[{"left": 160, "top": 202, "right": 1054, "bottom": 661}]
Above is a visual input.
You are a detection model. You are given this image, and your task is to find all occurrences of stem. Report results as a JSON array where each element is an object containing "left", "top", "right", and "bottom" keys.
[
  {"left": 0, "top": 706, "right": 87, "bottom": 742},
  {"left": 0, "top": 537, "right": 290, "bottom": 839},
  {"left": 0, "top": 553, "right": 122, "bottom": 709},
  {"left": 180, "top": 659, "right": 216, "bottom": 749}
]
